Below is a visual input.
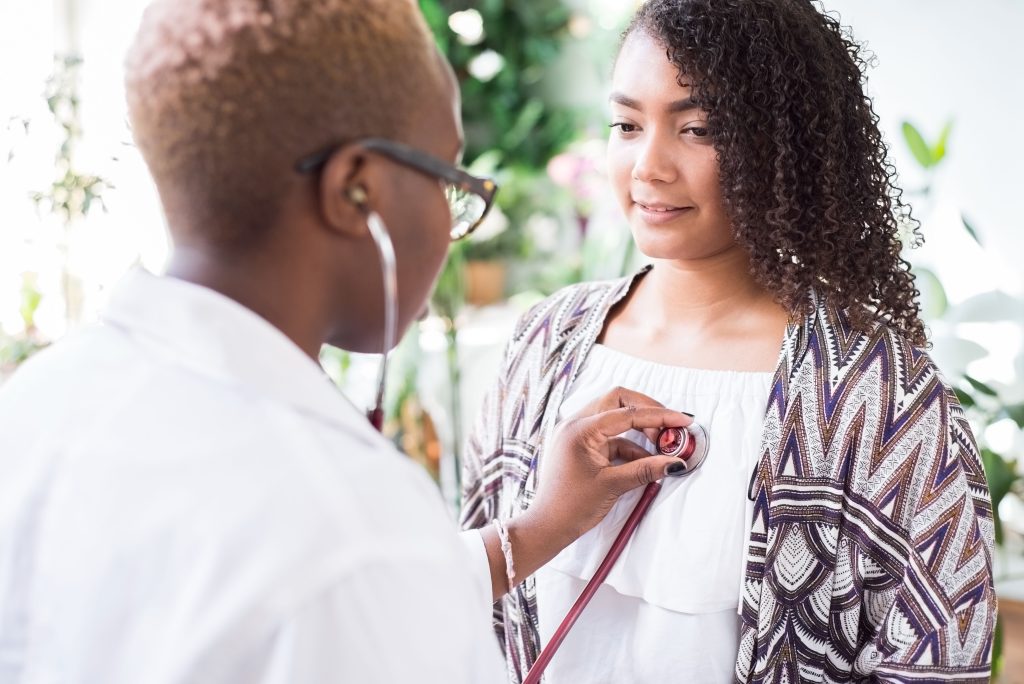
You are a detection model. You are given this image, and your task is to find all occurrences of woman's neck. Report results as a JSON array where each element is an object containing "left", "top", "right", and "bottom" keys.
[
  {"left": 600, "top": 247, "right": 790, "bottom": 371},
  {"left": 640, "top": 249, "right": 774, "bottom": 330}
]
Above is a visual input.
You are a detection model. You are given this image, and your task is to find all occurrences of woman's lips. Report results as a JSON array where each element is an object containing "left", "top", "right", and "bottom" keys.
[{"left": 634, "top": 201, "right": 694, "bottom": 225}]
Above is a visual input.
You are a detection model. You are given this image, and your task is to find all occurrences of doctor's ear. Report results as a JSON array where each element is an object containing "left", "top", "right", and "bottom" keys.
[{"left": 317, "top": 147, "right": 376, "bottom": 237}]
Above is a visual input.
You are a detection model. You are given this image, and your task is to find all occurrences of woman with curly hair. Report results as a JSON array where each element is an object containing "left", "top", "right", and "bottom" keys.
[{"left": 460, "top": 1, "right": 996, "bottom": 682}]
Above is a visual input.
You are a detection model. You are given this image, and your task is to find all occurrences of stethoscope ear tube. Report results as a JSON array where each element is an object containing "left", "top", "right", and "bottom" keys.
[
  {"left": 522, "top": 424, "right": 709, "bottom": 683},
  {"left": 364, "top": 210, "right": 398, "bottom": 432},
  {"left": 523, "top": 480, "right": 662, "bottom": 684}
]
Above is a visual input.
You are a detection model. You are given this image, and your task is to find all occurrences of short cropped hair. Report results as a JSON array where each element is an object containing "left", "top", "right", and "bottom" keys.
[{"left": 125, "top": 0, "right": 444, "bottom": 246}]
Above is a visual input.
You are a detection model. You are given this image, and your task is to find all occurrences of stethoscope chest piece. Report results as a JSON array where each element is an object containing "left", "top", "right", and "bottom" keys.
[{"left": 656, "top": 424, "right": 710, "bottom": 474}]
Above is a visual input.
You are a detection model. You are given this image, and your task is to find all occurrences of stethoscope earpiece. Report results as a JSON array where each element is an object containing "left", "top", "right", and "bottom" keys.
[{"left": 347, "top": 185, "right": 369, "bottom": 207}]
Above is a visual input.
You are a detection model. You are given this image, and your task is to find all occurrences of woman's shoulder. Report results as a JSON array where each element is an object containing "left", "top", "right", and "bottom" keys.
[
  {"left": 818, "top": 296, "right": 927, "bottom": 351},
  {"left": 809, "top": 294, "right": 951, "bottom": 399},
  {"left": 508, "top": 272, "right": 638, "bottom": 346}
]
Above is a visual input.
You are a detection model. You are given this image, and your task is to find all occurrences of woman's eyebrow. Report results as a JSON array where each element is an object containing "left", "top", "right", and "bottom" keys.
[
  {"left": 609, "top": 92, "right": 701, "bottom": 113},
  {"left": 667, "top": 97, "right": 701, "bottom": 113}
]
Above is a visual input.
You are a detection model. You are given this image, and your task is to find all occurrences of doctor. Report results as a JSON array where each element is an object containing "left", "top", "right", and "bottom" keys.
[{"left": 0, "top": 0, "right": 691, "bottom": 682}]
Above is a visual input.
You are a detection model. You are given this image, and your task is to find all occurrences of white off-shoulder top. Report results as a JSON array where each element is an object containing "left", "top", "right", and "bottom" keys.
[{"left": 536, "top": 343, "right": 773, "bottom": 683}]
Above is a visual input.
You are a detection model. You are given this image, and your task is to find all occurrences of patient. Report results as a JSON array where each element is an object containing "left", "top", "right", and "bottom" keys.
[{"left": 460, "top": 1, "right": 995, "bottom": 682}]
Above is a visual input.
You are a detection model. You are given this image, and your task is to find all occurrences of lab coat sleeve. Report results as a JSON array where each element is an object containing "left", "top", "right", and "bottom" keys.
[
  {"left": 459, "top": 528, "right": 493, "bottom": 607},
  {"left": 251, "top": 549, "right": 506, "bottom": 684}
]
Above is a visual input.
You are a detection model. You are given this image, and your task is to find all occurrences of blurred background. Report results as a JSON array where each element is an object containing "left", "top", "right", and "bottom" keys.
[{"left": 1, "top": 0, "right": 1022, "bottom": 676}]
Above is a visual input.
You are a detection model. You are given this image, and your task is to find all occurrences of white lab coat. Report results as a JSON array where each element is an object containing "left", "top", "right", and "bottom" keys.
[{"left": 0, "top": 269, "right": 505, "bottom": 683}]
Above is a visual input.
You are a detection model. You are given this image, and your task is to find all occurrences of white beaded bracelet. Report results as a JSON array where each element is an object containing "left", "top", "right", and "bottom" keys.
[{"left": 491, "top": 518, "right": 515, "bottom": 593}]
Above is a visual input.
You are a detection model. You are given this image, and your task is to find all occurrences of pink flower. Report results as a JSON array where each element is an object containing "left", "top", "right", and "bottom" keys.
[{"left": 546, "top": 152, "right": 585, "bottom": 188}]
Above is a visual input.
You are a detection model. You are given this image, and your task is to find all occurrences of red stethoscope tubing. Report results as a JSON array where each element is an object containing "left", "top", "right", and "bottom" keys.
[{"left": 522, "top": 479, "right": 663, "bottom": 684}]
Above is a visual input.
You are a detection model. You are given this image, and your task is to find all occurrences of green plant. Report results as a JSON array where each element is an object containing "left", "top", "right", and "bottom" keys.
[
  {"left": 424, "top": 235, "right": 468, "bottom": 500},
  {"left": 397, "top": 0, "right": 585, "bottom": 504},
  {"left": 383, "top": 322, "right": 445, "bottom": 483},
  {"left": 0, "top": 275, "right": 48, "bottom": 378},
  {"left": 902, "top": 118, "right": 1024, "bottom": 508},
  {"left": 318, "top": 346, "right": 352, "bottom": 387},
  {"left": 902, "top": 119, "right": 1024, "bottom": 678},
  {"left": 30, "top": 55, "right": 110, "bottom": 223},
  {"left": 2, "top": 55, "right": 115, "bottom": 376},
  {"left": 2, "top": 54, "right": 112, "bottom": 361},
  {"left": 420, "top": 0, "right": 580, "bottom": 169},
  {"left": 419, "top": 0, "right": 583, "bottom": 264}
]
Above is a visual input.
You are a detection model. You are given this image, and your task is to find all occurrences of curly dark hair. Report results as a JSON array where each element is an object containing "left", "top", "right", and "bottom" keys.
[{"left": 626, "top": 0, "right": 926, "bottom": 346}]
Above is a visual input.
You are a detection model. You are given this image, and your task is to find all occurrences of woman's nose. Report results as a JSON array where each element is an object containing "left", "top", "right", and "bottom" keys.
[{"left": 632, "top": 136, "right": 679, "bottom": 184}]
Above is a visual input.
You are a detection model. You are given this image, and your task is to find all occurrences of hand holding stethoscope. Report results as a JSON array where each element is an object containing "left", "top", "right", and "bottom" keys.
[
  {"left": 528, "top": 387, "right": 699, "bottom": 547},
  {"left": 524, "top": 388, "right": 711, "bottom": 684},
  {"left": 478, "top": 388, "right": 694, "bottom": 602}
]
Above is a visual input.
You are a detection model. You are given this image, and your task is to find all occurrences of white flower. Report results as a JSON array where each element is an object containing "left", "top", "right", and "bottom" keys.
[
  {"left": 448, "top": 10, "right": 485, "bottom": 46},
  {"left": 468, "top": 50, "right": 505, "bottom": 83}
]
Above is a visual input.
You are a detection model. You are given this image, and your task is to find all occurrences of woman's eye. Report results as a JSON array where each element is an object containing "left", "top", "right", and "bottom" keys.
[
  {"left": 684, "top": 126, "right": 709, "bottom": 138},
  {"left": 609, "top": 122, "right": 638, "bottom": 134}
]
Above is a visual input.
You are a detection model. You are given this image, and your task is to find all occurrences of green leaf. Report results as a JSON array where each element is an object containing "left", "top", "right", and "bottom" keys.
[
  {"left": 952, "top": 387, "right": 975, "bottom": 408},
  {"left": 1003, "top": 403, "right": 1024, "bottom": 428},
  {"left": 467, "top": 148, "right": 504, "bottom": 175},
  {"left": 960, "top": 213, "right": 981, "bottom": 245},
  {"left": 982, "top": 448, "right": 1017, "bottom": 506},
  {"left": 503, "top": 98, "right": 545, "bottom": 151},
  {"left": 902, "top": 121, "right": 935, "bottom": 169},
  {"left": 417, "top": 0, "right": 449, "bottom": 47},
  {"left": 913, "top": 266, "right": 947, "bottom": 319},
  {"left": 980, "top": 448, "right": 1017, "bottom": 545},
  {"left": 932, "top": 120, "right": 953, "bottom": 165},
  {"left": 431, "top": 242, "right": 467, "bottom": 320},
  {"left": 993, "top": 610, "right": 1004, "bottom": 679},
  {"left": 19, "top": 290, "right": 42, "bottom": 329},
  {"left": 964, "top": 374, "right": 998, "bottom": 397}
]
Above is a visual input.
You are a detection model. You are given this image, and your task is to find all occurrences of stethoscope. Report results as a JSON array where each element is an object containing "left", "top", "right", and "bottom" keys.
[
  {"left": 523, "top": 424, "right": 710, "bottom": 684},
  {"left": 358, "top": 202, "right": 397, "bottom": 433},
  {"left": 359, "top": 200, "right": 714, "bottom": 681}
]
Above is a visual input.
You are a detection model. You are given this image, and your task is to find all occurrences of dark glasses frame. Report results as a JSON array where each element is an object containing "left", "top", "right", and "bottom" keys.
[{"left": 294, "top": 137, "right": 498, "bottom": 240}]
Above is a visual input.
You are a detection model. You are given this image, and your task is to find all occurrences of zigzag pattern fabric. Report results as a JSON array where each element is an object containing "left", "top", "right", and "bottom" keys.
[{"left": 460, "top": 269, "right": 995, "bottom": 683}]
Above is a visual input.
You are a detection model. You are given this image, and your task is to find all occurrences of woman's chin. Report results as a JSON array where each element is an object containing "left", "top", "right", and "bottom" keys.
[
  {"left": 630, "top": 230, "right": 739, "bottom": 263},
  {"left": 632, "top": 238, "right": 714, "bottom": 262}
]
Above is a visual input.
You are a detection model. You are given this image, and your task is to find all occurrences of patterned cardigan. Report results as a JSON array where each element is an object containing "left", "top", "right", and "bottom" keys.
[{"left": 460, "top": 268, "right": 996, "bottom": 683}]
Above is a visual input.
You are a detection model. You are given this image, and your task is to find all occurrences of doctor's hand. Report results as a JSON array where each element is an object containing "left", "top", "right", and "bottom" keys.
[{"left": 480, "top": 387, "right": 692, "bottom": 601}]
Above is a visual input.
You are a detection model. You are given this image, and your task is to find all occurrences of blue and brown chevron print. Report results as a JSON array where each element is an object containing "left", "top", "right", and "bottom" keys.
[{"left": 460, "top": 268, "right": 995, "bottom": 684}]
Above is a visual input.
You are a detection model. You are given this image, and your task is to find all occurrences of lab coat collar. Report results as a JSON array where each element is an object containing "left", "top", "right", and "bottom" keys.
[{"left": 101, "top": 268, "right": 385, "bottom": 448}]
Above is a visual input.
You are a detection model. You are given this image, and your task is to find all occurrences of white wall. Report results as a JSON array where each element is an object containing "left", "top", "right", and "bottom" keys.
[{"left": 823, "top": 0, "right": 1024, "bottom": 300}]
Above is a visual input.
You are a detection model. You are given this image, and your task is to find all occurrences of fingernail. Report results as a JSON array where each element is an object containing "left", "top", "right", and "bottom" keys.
[
  {"left": 681, "top": 412, "right": 695, "bottom": 418},
  {"left": 664, "top": 461, "right": 687, "bottom": 477}
]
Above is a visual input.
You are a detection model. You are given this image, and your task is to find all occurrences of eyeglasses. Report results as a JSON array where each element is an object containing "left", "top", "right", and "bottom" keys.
[{"left": 294, "top": 137, "right": 499, "bottom": 241}]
